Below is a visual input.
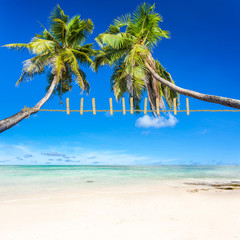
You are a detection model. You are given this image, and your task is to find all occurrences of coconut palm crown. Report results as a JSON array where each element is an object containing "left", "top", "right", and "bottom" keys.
[
  {"left": 93, "top": 3, "right": 179, "bottom": 112},
  {"left": 4, "top": 5, "right": 95, "bottom": 99}
]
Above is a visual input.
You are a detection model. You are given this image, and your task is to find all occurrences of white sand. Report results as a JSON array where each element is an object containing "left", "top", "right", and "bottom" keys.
[{"left": 0, "top": 183, "right": 240, "bottom": 240}]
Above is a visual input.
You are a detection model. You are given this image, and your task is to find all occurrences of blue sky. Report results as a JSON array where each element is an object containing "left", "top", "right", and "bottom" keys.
[{"left": 0, "top": 0, "right": 240, "bottom": 165}]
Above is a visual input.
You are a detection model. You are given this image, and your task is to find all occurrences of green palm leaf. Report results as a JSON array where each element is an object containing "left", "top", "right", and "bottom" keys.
[
  {"left": 4, "top": 5, "right": 95, "bottom": 99},
  {"left": 94, "top": 3, "right": 178, "bottom": 112}
]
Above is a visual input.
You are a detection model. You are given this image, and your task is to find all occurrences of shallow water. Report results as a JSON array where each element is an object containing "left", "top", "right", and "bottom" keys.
[{"left": 0, "top": 165, "right": 239, "bottom": 199}]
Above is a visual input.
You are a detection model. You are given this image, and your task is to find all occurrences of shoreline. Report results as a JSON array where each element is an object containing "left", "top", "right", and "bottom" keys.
[{"left": 0, "top": 178, "right": 240, "bottom": 202}]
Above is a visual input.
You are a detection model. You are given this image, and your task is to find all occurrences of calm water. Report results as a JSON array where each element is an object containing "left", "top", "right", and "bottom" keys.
[{"left": 0, "top": 165, "right": 239, "bottom": 199}]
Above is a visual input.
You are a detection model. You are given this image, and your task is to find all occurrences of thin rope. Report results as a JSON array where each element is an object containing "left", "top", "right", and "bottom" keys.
[{"left": 37, "top": 109, "right": 240, "bottom": 113}]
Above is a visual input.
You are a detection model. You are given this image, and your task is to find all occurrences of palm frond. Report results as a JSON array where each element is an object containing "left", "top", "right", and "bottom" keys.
[
  {"left": 49, "top": 5, "right": 69, "bottom": 43},
  {"left": 111, "top": 61, "right": 128, "bottom": 100},
  {"left": 96, "top": 33, "right": 125, "bottom": 49},
  {"left": 3, "top": 43, "right": 29, "bottom": 51},
  {"left": 49, "top": 5, "right": 69, "bottom": 24},
  {"left": 74, "top": 43, "right": 96, "bottom": 57},
  {"left": 93, "top": 46, "right": 127, "bottom": 71},
  {"left": 36, "top": 22, "right": 59, "bottom": 43},
  {"left": 16, "top": 52, "right": 52, "bottom": 85},
  {"left": 28, "top": 37, "right": 57, "bottom": 54},
  {"left": 52, "top": 55, "right": 66, "bottom": 83},
  {"left": 155, "top": 60, "right": 179, "bottom": 108},
  {"left": 106, "top": 25, "right": 121, "bottom": 34},
  {"left": 60, "top": 48, "right": 88, "bottom": 92},
  {"left": 78, "top": 68, "right": 90, "bottom": 93},
  {"left": 71, "top": 48, "right": 93, "bottom": 66},
  {"left": 50, "top": 18, "right": 68, "bottom": 44},
  {"left": 113, "top": 14, "right": 131, "bottom": 28},
  {"left": 66, "top": 18, "right": 94, "bottom": 47}
]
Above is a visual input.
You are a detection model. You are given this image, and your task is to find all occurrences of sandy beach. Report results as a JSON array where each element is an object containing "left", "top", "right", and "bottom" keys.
[{"left": 0, "top": 182, "right": 240, "bottom": 240}]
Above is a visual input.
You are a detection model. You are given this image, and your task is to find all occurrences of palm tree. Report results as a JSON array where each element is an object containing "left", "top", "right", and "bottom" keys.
[
  {"left": 94, "top": 3, "right": 240, "bottom": 112},
  {"left": 0, "top": 5, "right": 95, "bottom": 133}
]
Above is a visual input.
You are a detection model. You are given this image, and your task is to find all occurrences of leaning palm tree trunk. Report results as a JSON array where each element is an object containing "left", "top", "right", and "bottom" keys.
[
  {"left": 0, "top": 76, "right": 58, "bottom": 133},
  {"left": 146, "top": 62, "right": 240, "bottom": 109},
  {"left": 145, "top": 53, "right": 165, "bottom": 112}
]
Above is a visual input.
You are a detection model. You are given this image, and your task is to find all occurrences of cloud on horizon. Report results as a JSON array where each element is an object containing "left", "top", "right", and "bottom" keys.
[
  {"left": 135, "top": 114, "right": 178, "bottom": 129},
  {"left": 41, "top": 152, "right": 76, "bottom": 159},
  {"left": 0, "top": 142, "right": 156, "bottom": 165},
  {"left": 41, "top": 152, "right": 66, "bottom": 157}
]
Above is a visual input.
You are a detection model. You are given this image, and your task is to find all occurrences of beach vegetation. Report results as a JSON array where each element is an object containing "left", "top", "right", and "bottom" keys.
[
  {"left": 0, "top": 5, "right": 95, "bottom": 133},
  {"left": 94, "top": 3, "right": 240, "bottom": 113}
]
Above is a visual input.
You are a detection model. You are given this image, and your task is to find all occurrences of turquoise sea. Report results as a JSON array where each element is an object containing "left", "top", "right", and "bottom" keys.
[
  {"left": 0, "top": 165, "right": 239, "bottom": 187},
  {"left": 0, "top": 165, "right": 239, "bottom": 200}
]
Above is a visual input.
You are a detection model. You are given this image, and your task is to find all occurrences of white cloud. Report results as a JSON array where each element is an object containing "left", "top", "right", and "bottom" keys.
[
  {"left": 135, "top": 113, "right": 178, "bottom": 129},
  {"left": 41, "top": 152, "right": 66, "bottom": 157},
  {"left": 0, "top": 142, "right": 155, "bottom": 165}
]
